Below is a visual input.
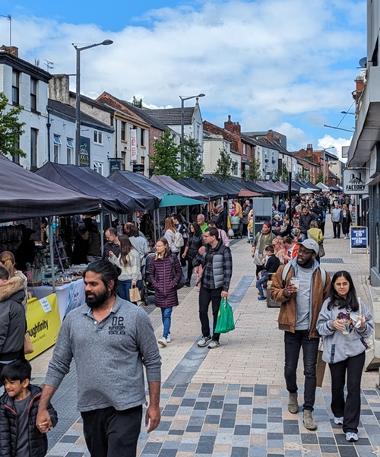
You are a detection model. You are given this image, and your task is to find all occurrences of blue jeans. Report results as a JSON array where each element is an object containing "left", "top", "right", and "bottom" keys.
[
  {"left": 161, "top": 307, "right": 173, "bottom": 338},
  {"left": 117, "top": 280, "right": 142, "bottom": 302},
  {"left": 256, "top": 271, "right": 269, "bottom": 297}
]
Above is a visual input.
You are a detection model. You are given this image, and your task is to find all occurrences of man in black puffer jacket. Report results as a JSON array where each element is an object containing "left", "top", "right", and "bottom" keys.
[
  {"left": 0, "top": 360, "right": 58, "bottom": 457},
  {"left": 0, "top": 265, "right": 26, "bottom": 381}
]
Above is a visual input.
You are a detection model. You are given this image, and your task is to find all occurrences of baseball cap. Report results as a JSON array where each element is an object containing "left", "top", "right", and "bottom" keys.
[{"left": 299, "top": 239, "right": 319, "bottom": 255}]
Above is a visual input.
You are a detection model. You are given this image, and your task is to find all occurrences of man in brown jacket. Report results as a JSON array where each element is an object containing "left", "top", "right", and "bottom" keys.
[{"left": 271, "top": 239, "right": 330, "bottom": 431}]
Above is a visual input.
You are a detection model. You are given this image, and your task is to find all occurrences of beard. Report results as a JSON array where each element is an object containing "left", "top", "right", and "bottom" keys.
[{"left": 85, "top": 288, "right": 111, "bottom": 309}]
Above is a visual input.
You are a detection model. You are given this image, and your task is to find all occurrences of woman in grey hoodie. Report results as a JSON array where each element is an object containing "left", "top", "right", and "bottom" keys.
[{"left": 317, "top": 271, "right": 373, "bottom": 443}]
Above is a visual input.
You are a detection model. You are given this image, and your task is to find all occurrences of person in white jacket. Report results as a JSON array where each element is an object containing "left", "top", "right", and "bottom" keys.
[
  {"left": 108, "top": 235, "right": 142, "bottom": 302},
  {"left": 317, "top": 270, "right": 373, "bottom": 443}
]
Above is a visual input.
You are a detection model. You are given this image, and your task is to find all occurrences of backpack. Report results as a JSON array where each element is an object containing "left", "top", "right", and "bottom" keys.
[
  {"left": 169, "top": 255, "right": 186, "bottom": 289},
  {"left": 174, "top": 231, "right": 184, "bottom": 248},
  {"left": 281, "top": 262, "right": 327, "bottom": 288}
]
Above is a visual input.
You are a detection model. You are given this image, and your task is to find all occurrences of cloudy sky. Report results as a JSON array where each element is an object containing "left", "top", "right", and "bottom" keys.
[{"left": 0, "top": 0, "right": 366, "bottom": 155}]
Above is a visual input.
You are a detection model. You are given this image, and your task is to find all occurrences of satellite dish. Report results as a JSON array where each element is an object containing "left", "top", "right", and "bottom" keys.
[{"left": 359, "top": 57, "right": 367, "bottom": 68}]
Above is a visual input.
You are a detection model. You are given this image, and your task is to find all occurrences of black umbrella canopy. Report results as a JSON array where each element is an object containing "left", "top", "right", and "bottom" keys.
[
  {"left": 178, "top": 178, "right": 222, "bottom": 199},
  {"left": 36, "top": 163, "right": 152, "bottom": 212},
  {"left": 109, "top": 171, "right": 162, "bottom": 209},
  {"left": 0, "top": 155, "right": 100, "bottom": 221}
]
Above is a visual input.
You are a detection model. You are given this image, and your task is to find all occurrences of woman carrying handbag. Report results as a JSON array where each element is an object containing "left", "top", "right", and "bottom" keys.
[
  {"left": 149, "top": 237, "right": 182, "bottom": 348},
  {"left": 317, "top": 271, "right": 373, "bottom": 442}
]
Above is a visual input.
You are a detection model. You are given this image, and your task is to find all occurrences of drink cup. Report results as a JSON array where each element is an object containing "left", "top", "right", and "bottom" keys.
[
  {"left": 290, "top": 278, "right": 300, "bottom": 290},
  {"left": 342, "top": 319, "right": 350, "bottom": 335}
]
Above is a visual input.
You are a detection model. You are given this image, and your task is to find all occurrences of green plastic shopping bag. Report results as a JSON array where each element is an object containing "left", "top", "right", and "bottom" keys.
[{"left": 214, "top": 298, "right": 235, "bottom": 334}]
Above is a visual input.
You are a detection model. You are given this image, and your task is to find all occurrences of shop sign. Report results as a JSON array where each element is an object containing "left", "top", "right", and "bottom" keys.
[
  {"left": 350, "top": 226, "right": 368, "bottom": 249},
  {"left": 25, "top": 293, "right": 61, "bottom": 361},
  {"left": 79, "top": 136, "right": 91, "bottom": 167},
  {"left": 130, "top": 129, "right": 137, "bottom": 162},
  {"left": 109, "top": 158, "right": 122, "bottom": 174},
  {"left": 343, "top": 168, "right": 368, "bottom": 194}
]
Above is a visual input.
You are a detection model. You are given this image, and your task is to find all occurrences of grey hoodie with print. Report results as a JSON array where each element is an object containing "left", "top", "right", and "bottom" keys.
[{"left": 316, "top": 298, "right": 374, "bottom": 364}]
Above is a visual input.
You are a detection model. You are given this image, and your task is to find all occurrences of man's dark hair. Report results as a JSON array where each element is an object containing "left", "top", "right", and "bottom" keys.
[
  {"left": 264, "top": 245, "right": 274, "bottom": 254},
  {"left": 0, "top": 265, "right": 10, "bottom": 280},
  {"left": 284, "top": 236, "right": 293, "bottom": 245},
  {"left": 83, "top": 260, "right": 121, "bottom": 294},
  {"left": 0, "top": 359, "right": 32, "bottom": 384},
  {"left": 208, "top": 227, "right": 220, "bottom": 240},
  {"left": 105, "top": 227, "right": 117, "bottom": 236}
]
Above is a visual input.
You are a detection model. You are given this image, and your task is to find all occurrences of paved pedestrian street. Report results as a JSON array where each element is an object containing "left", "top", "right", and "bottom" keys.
[{"left": 36, "top": 221, "right": 379, "bottom": 457}]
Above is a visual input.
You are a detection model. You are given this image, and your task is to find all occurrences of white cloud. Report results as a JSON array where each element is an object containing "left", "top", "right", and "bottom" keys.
[
  {"left": 317, "top": 134, "right": 352, "bottom": 161},
  {"left": 274, "top": 122, "right": 308, "bottom": 150},
  {"left": 1, "top": 0, "right": 365, "bottom": 148}
]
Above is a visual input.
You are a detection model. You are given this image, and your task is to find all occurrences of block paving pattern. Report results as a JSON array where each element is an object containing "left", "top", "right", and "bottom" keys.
[{"left": 48, "top": 382, "right": 380, "bottom": 457}]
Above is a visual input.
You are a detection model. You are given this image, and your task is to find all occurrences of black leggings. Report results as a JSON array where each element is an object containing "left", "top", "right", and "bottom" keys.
[{"left": 329, "top": 352, "right": 365, "bottom": 433}]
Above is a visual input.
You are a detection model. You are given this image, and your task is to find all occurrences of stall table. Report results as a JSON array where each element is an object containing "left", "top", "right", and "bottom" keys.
[{"left": 30, "top": 279, "right": 85, "bottom": 319}]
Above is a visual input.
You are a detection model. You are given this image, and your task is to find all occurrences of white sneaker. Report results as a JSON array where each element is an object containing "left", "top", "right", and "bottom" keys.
[
  {"left": 208, "top": 340, "right": 220, "bottom": 349},
  {"left": 346, "top": 432, "right": 358, "bottom": 442},
  {"left": 166, "top": 334, "right": 171, "bottom": 343},
  {"left": 197, "top": 336, "right": 211, "bottom": 347},
  {"left": 157, "top": 337, "right": 167, "bottom": 347},
  {"left": 334, "top": 416, "right": 343, "bottom": 425}
]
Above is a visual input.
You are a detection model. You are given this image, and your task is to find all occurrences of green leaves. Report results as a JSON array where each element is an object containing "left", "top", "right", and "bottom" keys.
[
  {"left": 0, "top": 92, "right": 25, "bottom": 159},
  {"left": 215, "top": 147, "right": 233, "bottom": 181},
  {"left": 152, "top": 130, "right": 181, "bottom": 179}
]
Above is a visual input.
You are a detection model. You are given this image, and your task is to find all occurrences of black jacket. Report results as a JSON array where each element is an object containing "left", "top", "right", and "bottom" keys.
[
  {"left": 0, "top": 384, "right": 58, "bottom": 457},
  {"left": 263, "top": 255, "right": 281, "bottom": 274},
  {"left": 299, "top": 214, "right": 315, "bottom": 234},
  {"left": 0, "top": 290, "right": 25, "bottom": 360}
]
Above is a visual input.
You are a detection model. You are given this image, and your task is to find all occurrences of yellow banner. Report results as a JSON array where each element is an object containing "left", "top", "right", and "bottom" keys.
[{"left": 25, "top": 293, "right": 61, "bottom": 361}]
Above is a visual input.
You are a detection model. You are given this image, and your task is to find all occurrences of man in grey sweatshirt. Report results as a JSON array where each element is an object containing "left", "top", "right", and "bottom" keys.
[
  {"left": 331, "top": 203, "right": 343, "bottom": 239},
  {"left": 36, "top": 260, "right": 161, "bottom": 457}
]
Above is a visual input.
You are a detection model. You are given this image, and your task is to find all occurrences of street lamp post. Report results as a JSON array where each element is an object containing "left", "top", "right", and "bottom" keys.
[
  {"left": 179, "top": 93, "right": 205, "bottom": 171},
  {"left": 73, "top": 39, "right": 113, "bottom": 166},
  {"left": 321, "top": 146, "right": 335, "bottom": 185}
]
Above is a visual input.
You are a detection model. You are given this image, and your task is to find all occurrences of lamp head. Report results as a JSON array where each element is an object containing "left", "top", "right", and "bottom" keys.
[{"left": 102, "top": 40, "right": 113, "bottom": 46}]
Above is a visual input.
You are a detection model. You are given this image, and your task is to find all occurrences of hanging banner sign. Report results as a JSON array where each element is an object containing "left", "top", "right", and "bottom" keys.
[
  {"left": 25, "top": 293, "right": 61, "bottom": 361},
  {"left": 343, "top": 168, "right": 368, "bottom": 195},
  {"left": 130, "top": 129, "right": 137, "bottom": 162}
]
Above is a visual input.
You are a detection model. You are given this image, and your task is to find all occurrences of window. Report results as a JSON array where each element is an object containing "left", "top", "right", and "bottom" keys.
[
  {"left": 140, "top": 128, "right": 145, "bottom": 147},
  {"left": 53, "top": 134, "right": 61, "bottom": 163},
  {"left": 93, "top": 130, "right": 103, "bottom": 144},
  {"left": 12, "top": 70, "right": 20, "bottom": 105},
  {"left": 67, "top": 138, "right": 74, "bottom": 164},
  {"left": 121, "top": 121, "right": 126, "bottom": 141},
  {"left": 30, "top": 128, "right": 38, "bottom": 170},
  {"left": 93, "top": 161, "right": 104, "bottom": 175},
  {"left": 30, "top": 78, "right": 37, "bottom": 112},
  {"left": 231, "top": 161, "right": 238, "bottom": 176}
]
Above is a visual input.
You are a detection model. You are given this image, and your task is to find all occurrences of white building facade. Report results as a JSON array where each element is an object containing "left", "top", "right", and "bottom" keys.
[
  {"left": 203, "top": 132, "right": 241, "bottom": 177},
  {"left": 255, "top": 144, "right": 279, "bottom": 180},
  {"left": 48, "top": 99, "right": 113, "bottom": 175},
  {"left": 0, "top": 48, "right": 50, "bottom": 170}
]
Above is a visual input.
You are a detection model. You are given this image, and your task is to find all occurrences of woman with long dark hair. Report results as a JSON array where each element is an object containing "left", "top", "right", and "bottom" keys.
[
  {"left": 163, "top": 217, "right": 179, "bottom": 255},
  {"left": 317, "top": 271, "right": 373, "bottom": 442},
  {"left": 109, "top": 235, "right": 142, "bottom": 302},
  {"left": 182, "top": 223, "right": 203, "bottom": 286},
  {"left": 149, "top": 237, "right": 181, "bottom": 347}
]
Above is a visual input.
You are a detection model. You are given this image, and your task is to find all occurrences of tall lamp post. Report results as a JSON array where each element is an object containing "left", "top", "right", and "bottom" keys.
[
  {"left": 179, "top": 93, "right": 205, "bottom": 171},
  {"left": 321, "top": 146, "right": 335, "bottom": 185},
  {"left": 73, "top": 39, "right": 113, "bottom": 166}
]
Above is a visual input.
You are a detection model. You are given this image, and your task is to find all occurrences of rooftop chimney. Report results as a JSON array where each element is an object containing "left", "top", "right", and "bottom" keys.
[
  {"left": 0, "top": 45, "right": 18, "bottom": 57},
  {"left": 49, "top": 74, "right": 70, "bottom": 105}
]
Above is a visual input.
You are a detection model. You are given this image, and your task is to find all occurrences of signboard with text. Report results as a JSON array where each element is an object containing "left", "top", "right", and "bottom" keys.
[
  {"left": 343, "top": 168, "right": 368, "bottom": 195},
  {"left": 130, "top": 129, "right": 137, "bottom": 162},
  {"left": 350, "top": 226, "right": 368, "bottom": 252},
  {"left": 79, "top": 136, "right": 91, "bottom": 167}
]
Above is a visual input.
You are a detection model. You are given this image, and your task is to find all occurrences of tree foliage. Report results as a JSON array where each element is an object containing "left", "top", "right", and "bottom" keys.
[
  {"left": 180, "top": 137, "right": 204, "bottom": 180},
  {"left": 215, "top": 147, "right": 233, "bottom": 181},
  {"left": 152, "top": 130, "right": 180, "bottom": 179},
  {"left": 246, "top": 158, "right": 262, "bottom": 181},
  {"left": 0, "top": 92, "right": 25, "bottom": 159}
]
